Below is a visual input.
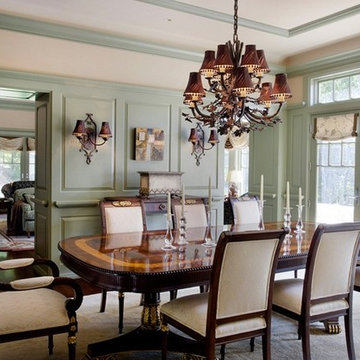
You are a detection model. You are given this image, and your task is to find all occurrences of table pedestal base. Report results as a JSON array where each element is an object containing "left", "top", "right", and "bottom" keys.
[{"left": 322, "top": 318, "right": 341, "bottom": 334}]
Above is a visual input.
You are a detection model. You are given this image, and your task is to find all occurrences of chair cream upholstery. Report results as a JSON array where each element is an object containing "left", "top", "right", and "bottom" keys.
[
  {"left": 0, "top": 258, "right": 82, "bottom": 360},
  {"left": 273, "top": 222, "right": 360, "bottom": 360},
  {"left": 229, "top": 197, "right": 260, "bottom": 227},
  {"left": 100, "top": 199, "right": 145, "bottom": 333},
  {"left": 161, "top": 229, "right": 286, "bottom": 360},
  {"left": 354, "top": 267, "right": 360, "bottom": 292},
  {"left": 173, "top": 200, "right": 207, "bottom": 229}
]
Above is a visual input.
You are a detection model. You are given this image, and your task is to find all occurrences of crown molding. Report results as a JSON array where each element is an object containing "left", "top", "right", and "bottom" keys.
[
  {"left": 286, "top": 48, "right": 360, "bottom": 77},
  {"left": 135, "top": 0, "right": 288, "bottom": 37},
  {"left": 0, "top": 98, "right": 35, "bottom": 111},
  {"left": 0, "top": 13, "right": 203, "bottom": 63}
]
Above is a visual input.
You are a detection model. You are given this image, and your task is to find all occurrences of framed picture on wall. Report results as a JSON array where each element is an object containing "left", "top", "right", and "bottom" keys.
[{"left": 135, "top": 128, "right": 165, "bottom": 161}]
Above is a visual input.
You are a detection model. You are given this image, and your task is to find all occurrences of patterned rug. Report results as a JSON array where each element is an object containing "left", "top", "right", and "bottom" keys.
[{"left": 0, "top": 220, "right": 34, "bottom": 251}]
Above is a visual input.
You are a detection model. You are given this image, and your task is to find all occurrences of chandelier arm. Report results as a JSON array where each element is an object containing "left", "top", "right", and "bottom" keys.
[
  {"left": 194, "top": 102, "right": 213, "bottom": 120},
  {"left": 87, "top": 137, "right": 108, "bottom": 147},
  {"left": 246, "top": 103, "right": 283, "bottom": 121},
  {"left": 220, "top": 74, "right": 229, "bottom": 93}
]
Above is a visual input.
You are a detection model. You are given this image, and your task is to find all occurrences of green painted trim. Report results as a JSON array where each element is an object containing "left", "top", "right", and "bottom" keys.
[
  {"left": 287, "top": 49, "right": 360, "bottom": 77},
  {"left": 0, "top": 129, "right": 35, "bottom": 137},
  {"left": 0, "top": 69, "right": 183, "bottom": 98},
  {"left": 287, "top": 102, "right": 306, "bottom": 111},
  {"left": 54, "top": 200, "right": 99, "bottom": 208},
  {"left": 0, "top": 98, "right": 35, "bottom": 111},
  {"left": 289, "top": 4, "right": 360, "bottom": 36},
  {"left": 136, "top": 0, "right": 288, "bottom": 37},
  {"left": 0, "top": 13, "right": 203, "bottom": 63}
]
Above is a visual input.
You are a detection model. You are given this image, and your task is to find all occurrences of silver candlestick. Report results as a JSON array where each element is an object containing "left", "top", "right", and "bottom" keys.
[
  {"left": 257, "top": 200, "right": 265, "bottom": 230},
  {"left": 295, "top": 204, "right": 306, "bottom": 234}
]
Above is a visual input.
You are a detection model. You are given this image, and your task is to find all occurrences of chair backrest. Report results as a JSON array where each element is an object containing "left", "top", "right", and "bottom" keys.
[
  {"left": 304, "top": 222, "right": 360, "bottom": 303},
  {"left": 172, "top": 198, "right": 207, "bottom": 229},
  {"left": 229, "top": 197, "right": 260, "bottom": 226},
  {"left": 206, "top": 229, "right": 285, "bottom": 334},
  {"left": 100, "top": 199, "right": 145, "bottom": 234}
]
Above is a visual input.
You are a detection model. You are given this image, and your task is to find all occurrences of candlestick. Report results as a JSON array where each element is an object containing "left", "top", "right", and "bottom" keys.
[
  {"left": 286, "top": 181, "right": 290, "bottom": 210},
  {"left": 181, "top": 184, "right": 185, "bottom": 217},
  {"left": 298, "top": 187, "right": 302, "bottom": 207},
  {"left": 167, "top": 192, "right": 171, "bottom": 222},
  {"left": 208, "top": 176, "right": 212, "bottom": 210},
  {"left": 260, "top": 174, "right": 264, "bottom": 201}
]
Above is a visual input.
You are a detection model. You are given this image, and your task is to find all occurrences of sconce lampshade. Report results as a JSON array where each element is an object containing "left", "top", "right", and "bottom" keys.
[
  {"left": 72, "top": 120, "right": 86, "bottom": 138},
  {"left": 214, "top": 44, "right": 234, "bottom": 74},
  {"left": 99, "top": 122, "right": 112, "bottom": 139},
  {"left": 188, "top": 128, "right": 199, "bottom": 144},
  {"left": 271, "top": 73, "right": 292, "bottom": 102},
  {"left": 208, "top": 129, "right": 219, "bottom": 145}
]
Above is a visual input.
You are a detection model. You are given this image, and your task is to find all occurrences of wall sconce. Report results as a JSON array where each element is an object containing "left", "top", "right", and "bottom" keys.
[
  {"left": 72, "top": 113, "right": 112, "bottom": 164},
  {"left": 188, "top": 123, "right": 219, "bottom": 166}
]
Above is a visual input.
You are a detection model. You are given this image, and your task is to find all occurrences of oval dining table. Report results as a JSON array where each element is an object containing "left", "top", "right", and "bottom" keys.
[{"left": 58, "top": 222, "right": 330, "bottom": 359}]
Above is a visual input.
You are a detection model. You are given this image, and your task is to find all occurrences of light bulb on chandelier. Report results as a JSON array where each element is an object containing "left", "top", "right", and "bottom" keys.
[{"left": 183, "top": 0, "right": 292, "bottom": 165}]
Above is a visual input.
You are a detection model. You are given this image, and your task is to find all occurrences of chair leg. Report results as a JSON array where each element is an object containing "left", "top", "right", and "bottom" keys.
[
  {"left": 250, "top": 337, "right": 255, "bottom": 352},
  {"left": 118, "top": 292, "right": 124, "bottom": 333},
  {"left": 68, "top": 334, "right": 76, "bottom": 360},
  {"left": 344, "top": 312, "right": 356, "bottom": 360},
  {"left": 161, "top": 321, "right": 169, "bottom": 360},
  {"left": 100, "top": 289, "right": 107, "bottom": 312},
  {"left": 27, "top": 231, "right": 30, "bottom": 238},
  {"left": 48, "top": 334, "right": 54, "bottom": 355},
  {"left": 220, "top": 344, "right": 226, "bottom": 360},
  {"left": 169, "top": 290, "right": 177, "bottom": 300},
  {"left": 300, "top": 321, "right": 311, "bottom": 360},
  {"left": 294, "top": 270, "right": 298, "bottom": 278}
]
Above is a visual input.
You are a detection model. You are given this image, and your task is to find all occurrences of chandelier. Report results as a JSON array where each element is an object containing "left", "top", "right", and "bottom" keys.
[{"left": 183, "top": 0, "right": 292, "bottom": 165}]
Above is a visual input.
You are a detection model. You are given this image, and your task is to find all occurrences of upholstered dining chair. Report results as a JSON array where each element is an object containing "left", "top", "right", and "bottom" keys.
[
  {"left": 160, "top": 229, "right": 286, "bottom": 360},
  {"left": 272, "top": 222, "right": 360, "bottom": 360},
  {"left": 229, "top": 197, "right": 260, "bottom": 227},
  {"left": 100, "top": 198, "right": 145, "bottom": 333},
  {"left": 0, "top": 257, "right": 83, "bottom": 360},
  {"left": 172, "top": 197, "right": 208, "bottom": 229}
]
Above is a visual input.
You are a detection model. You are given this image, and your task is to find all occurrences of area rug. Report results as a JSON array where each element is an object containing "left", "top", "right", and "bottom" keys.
[
  {"left": 0, "top": 287, "right": 360, "bottom": 359},
  {"left": 0, "top": 220, "right": 34, "bottom": 251}
]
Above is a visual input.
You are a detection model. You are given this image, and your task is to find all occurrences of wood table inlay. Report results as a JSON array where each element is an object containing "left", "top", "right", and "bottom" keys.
[{"left": 58, "top": 222, "right": 321, "bottom": 358}]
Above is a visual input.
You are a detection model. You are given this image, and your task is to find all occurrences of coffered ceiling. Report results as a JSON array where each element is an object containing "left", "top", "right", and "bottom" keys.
[{"left": 0, "top": 0, "right": 359, "bottom": 66}]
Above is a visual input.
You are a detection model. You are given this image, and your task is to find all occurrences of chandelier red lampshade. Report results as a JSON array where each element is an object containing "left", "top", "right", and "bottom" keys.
[{"left": 183, "top": 0, "right": 292, "bottom": 164}]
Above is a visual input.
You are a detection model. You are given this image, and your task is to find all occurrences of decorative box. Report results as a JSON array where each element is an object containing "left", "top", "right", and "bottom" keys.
[{"left": 138, "top": 171, "right": 183, "bottom": 196}]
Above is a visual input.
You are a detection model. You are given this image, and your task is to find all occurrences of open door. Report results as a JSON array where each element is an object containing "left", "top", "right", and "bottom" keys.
[{"left": 34, "top": 93, "right": 51, "bottom": 258}]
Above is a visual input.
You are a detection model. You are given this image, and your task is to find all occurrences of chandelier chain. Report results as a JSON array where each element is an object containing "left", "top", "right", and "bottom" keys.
[{"left": 233, "top": 0, "right": 238, "bottom": 44}]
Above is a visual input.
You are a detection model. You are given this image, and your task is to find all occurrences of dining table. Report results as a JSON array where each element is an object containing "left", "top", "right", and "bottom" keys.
[{"left": 58, "top": 221, "right": 334, "bottom": 359}]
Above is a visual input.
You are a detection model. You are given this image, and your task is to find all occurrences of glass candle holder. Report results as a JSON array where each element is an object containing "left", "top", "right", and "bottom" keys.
[
  {"left": 257, "top": 200, "right": 265, "bottom": 230},
  {"left": 283, "top": 207, "right": 292, "bottom": 243},
  {"left": 295, "top": 204, "right": 306, "bottom": 234},
  {"left": 202, "top": 208, "right": 216, "bottom": 248},
  {"left": 178, "top": 216, "right": 188, "bottom": 245},
  {"left": 161, "top": 216, "right": 176, "bottom": 251}
]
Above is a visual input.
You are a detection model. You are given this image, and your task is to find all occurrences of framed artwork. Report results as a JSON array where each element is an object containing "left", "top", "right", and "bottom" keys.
[{"left": 135, "top": 128, "right": 165, "bottom": 161}]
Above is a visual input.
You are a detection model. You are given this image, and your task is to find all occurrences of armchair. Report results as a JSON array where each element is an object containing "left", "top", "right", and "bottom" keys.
[{"left": 0, "top": 257, "right": 83, "bottom": 360}]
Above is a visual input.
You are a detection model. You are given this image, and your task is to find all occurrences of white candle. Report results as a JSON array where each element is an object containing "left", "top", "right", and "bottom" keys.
[
  {"left": 208, "top": 176, "right": 212, "bottom": 209},
  {"left": 260, "top": 174, "right": 264, "bottom": 201},
  {"left": 286, "top": 181, "right": 290, "bottom": 210},
  {"left": 298, "top": 187, "right": 302, "bottom": 207},
  {"left": 167, "top": 192, "right": 171, "bottom": 221},
  {"left": 181, "top": 184, "right": 185, "bottom": 217}
]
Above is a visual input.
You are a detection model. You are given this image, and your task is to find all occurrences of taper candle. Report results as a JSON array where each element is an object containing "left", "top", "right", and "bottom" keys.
[
  {"left": 286, "top": 181, "right": 290, "bottom": 210},
  {"left": 181, "top": 184, "right": 185, "bottom": 217},
  {"left": 260, "top": 174, "right": 264, "bottom": 201},
  {"left": 298, "top": 187, "right": 302, "bottom": 207},
  {"left": 208, "top": 176, "right": 212, "bottom": 209},
  {"left": 167, "top": 192, "right": 171, "bottom": 221}
]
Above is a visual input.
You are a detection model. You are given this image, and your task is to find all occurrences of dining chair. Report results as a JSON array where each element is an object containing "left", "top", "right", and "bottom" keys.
[
  {"left": 229, "top": 197, "right": 260, "bottom": 227},
  {"left": 0, "top": 257, "right": 83, "bottom": 360},
  {"left": 172, "top": 197, "right": 208, "bottom": 229},
  {"left": 272, "top": 222, "right": 360, "bottom": 360},
  {"left": 100, "top": 198, "right": 145, "bottom": 333},
  {"left": 354, "top": 267, "right": 360, "bottom": 292},
  {"left": 160, "top": 229, "right": 286, "bottom": 360}
]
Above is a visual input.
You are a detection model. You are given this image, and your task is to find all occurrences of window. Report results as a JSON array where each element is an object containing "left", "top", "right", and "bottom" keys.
[
  {"left": 316, "top": 138, "right": 355, "bottom": 223},
  {"left": 315, "top": 72, "right": 360, "bottom": 104}
]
